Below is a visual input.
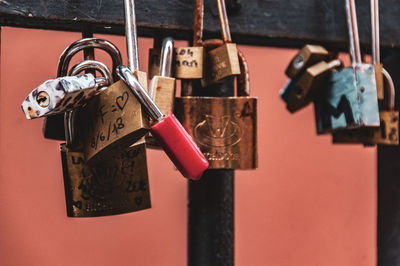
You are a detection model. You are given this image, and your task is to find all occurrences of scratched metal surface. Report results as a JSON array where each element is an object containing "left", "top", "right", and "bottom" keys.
[{"left": 0, "top": 0, "right": 400, "bottom": 49}]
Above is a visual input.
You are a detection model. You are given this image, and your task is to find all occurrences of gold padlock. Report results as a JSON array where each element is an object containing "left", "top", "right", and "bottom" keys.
[
  {"left": 174, "top": 46, "right": 257, "bottom": 169},
  {"left": 286, "top": 59, "right": 342, "bottom": 113},
  {"left": 285, "top": 45, "right": 329, "bottom": 79},
  {"left": 146, "top": 37, "right": 176, "bottom": 148},
  {"left": 61, "top": 61, "right": 151, "bottom": 217},
  {"left": 80, "top": 0, "right": 150, "bottom": 163},
  {"left": 202, "top": 0, "right": 240, "bottom": 86}
]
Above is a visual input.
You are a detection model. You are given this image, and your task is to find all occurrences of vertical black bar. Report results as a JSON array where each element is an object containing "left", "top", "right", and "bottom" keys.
[
  {"left": 378, "top": 50, "right": 400, "bottom": 266},
  {"left": 188, "top": 78, "right": 234, "bottom": 266}
]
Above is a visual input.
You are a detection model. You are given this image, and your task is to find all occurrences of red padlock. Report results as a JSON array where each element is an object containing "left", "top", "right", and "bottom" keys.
[{"left": 117, "top": 65, "right": 209, "bottom": 180}]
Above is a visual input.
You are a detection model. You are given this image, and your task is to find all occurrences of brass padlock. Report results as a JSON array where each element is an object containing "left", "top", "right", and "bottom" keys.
[
  {"left": 61, "top": 60, "right": 151, "bottom": 217},
  {"left": 202, "top": 0, "right": 240, "bottom": 85},
  {"left": 174, "top": 46, "right": 257, "bottom": 169},
  {"left": 285, "top": 45, "right": 329, "bottom": 79},
  {"left": 80, "top": 0, "right": 150, "bottom": 164},
  {"left": 42, "top": 38, "right": 124, "bottom": 141},
  {"left": 286, "top": 59, "right": 342, "bottom": 113},
  {"left": 146, "top": 37, "right": 176, "bottom": 148}
]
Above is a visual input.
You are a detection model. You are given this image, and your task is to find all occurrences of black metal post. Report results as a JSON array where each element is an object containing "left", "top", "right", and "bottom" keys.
[
  {"left": 378, "top": 50, "right": 400, "bottom": 266},
  {"left": 187, "top": 78, "right": 235, "bottom": 266}
]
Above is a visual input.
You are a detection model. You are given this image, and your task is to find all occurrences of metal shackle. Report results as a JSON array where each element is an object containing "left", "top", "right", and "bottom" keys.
[
  {"left": 159, "top": 37, "right": 174, "bottom": 78},
  {"left": 69, "top": 60, "right": 114, "bottom": 91},
  {"left": 382, "top": 68, "right": 395, "bottom": 111},
  {"left": 124, "top": 0, "right": 140, "bottom": 71},
  {"left": 345, "top": 0, "right": 362, "bottom": 65},
  {"left": 117, "top": 65, "right": 164, "bottom": 121},
  {"left": 57, "top": 38, "right": 122, "bottom": 81},
  {"left": 371, "top": 0, "right": 380, "bottom": 64},
  {"left": 216, "top": 0, "right": 232, "bottom": 43}
]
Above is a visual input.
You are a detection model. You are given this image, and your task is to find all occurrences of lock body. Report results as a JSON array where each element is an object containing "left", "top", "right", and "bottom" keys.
[
  {"left": 285, "top": 45, "right": 329, "bottom": 79},
  {"left": 203, "top": 43, "right": 240, "bottom": 85},
  {"left": 60, "top": 143, "right": 151, "bottom": 217},
  {"left": 363, "top": 111, "right": 399, "bottom": 145},
  {"left": 374, "top": 63, "right": 384, "bottom": 100},
  {"left": 79, "top": 80, "right": 150, "bottom": 163},
  {"left": 149, "top": 47, "right": 204, "bottom": 79},
  {"left": 314, "top": 65, "right": 380, "bottom": 134},
  {"left": 286, "top": 60, "right": 340, "bottom": 113},
  {"left": 174, "top": 96, "right": 257, "bottom": 169}
]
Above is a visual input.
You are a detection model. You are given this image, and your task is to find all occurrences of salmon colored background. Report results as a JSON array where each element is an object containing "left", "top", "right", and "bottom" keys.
[{"left": 0, "top": 27, "right": 376, "bottom": 265}]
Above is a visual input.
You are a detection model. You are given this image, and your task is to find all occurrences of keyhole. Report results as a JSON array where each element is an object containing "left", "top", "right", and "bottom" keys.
[
  {"left": 292, "top": 55, "right": 304, "bottom": 69},
  {"left": 36, "top": 91, "right": 50, "bottom": 107}
]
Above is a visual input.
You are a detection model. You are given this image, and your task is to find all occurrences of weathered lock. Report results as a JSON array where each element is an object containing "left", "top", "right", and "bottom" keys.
[
  {"left": 314, "top": 0, "right": 380, "bottom": 134},
  {"left": 362, "top": 68, "right": 399, "bottom": 145},
  {"left": 61, "top": 60, "right": 151, "bottom": 217},
  {"left": 80, "top": 0, "right": 150, "bottom": 164},
  {"left": 42, "top": 38, "right": 124, "bottom": 141},
  {"left": 146, "top": 37, "right": 176, "bottom": 147},
  {"left": 285, "top": 45, "right": 329, "bottom": 79},
  {"left": 371, "top": 0, "right": 384, "bottom": 100},
  {"left": 202, "top": 0, "right": 240, "bottom": 85},
  {"left": 286, "top": 59, "right": 342, "bottom": 113},
  {"left": 174, "top": 47, "right": 257, "bottom": 169}
]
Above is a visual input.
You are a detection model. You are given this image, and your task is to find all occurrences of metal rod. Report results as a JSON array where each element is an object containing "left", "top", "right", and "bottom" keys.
[
  {"left": 216, "top": 0, "right": 232, "bottom": 43},
  {"left": 193, "top": 0, "right": 204, "bottom": 46},
  {"left": 124, "top": 0, "right": 140, "bottom": 71},
  {"left": 371, "top": 0, "right": 380, "bottom": 64},
  {"left": 159, "top": 37, "right": 174, "bottom": 77},
  {"left": 345, "top": 0, "right": 361, "bottom": 65}
]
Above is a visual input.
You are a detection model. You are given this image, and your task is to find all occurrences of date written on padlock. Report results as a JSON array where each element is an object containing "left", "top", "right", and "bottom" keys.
[
  {"left": 117, "top": 65, "right": 209, "bottom": 180},
  {"left": 149, "top": 47, "right": 204, "bottom": 79}
]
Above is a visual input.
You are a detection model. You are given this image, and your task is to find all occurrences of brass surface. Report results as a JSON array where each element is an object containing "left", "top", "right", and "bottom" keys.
[
  {"left": 203, "top": 43, "right": 240, "bottom": 85},
  {"left": 285, "top": 45, "right": 329, "bottom": 79},
  {"left": 287, "top": 60, "right": 336, "bottom": 113},
  {"left": 80, "top": 79, "right": 150, "bottom": 164},
  {"left": 363, "top": 111, "right": 399, "bottom": 145},
  {"left": 174, "top": 96, "right": 257, "bottom": 169},
  {"left": 374, "top": 63, "right": 384, "bottom": 100},
  {"left": 148, "top": 47, "right": 204, "bottom": 79},
  {"left": 61, "top": 143, "right": 151, "bottom": 217}
]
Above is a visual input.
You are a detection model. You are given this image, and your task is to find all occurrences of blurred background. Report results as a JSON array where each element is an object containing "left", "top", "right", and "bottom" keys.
[{"left": 0, "top": 27, "right": 376, "bottom": 265}]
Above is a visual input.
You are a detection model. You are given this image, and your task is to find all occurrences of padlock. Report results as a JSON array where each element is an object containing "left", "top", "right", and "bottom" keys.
[
  {"left": 371, "top": 0, "right": 384, "bottom": 100},
  {"left": 42, "top": 38, "right": 124, "bottom": 140},
  {"left": 148, "top": 2, "right": 204, "bottom": 80},
  {"left": 286, "top": 59, "right": 342, "bottom": 113},
  {"left": 314, "top": 0, "right": 380, "bottom": 134},
  {"left": 60, "top": 60, "right": 151, "bottom": 217},
  {"left": 146, "top": 37, "right": 176, "bottom": 147},
  {"left": 174, "top": 44, "right": 257, "bottom": 169},
  {"left": 362, "top": 68, "right": 399, "bottom": 145},
  {"left": 285, "top": 45, "right": 329, "bottom": 79},
  {"left": 21, "top": 72, "right": 110, "bottom": 119},
  {"left": 202, "top": 0, "right": 240, "bottom": 85},
  {"left": 79, "top": 0, "right": 150, "bottom": 164},
  {"left": 117, "top": 65, "right": 209, "bottom": 180}
]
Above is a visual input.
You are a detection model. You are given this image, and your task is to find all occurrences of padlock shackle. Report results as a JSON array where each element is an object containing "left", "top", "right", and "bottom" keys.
[
  {"left": 216, "top": 0, "right": 232, "bottom": 43},
  {"left": 159, "top": 37, "right": 174, "bottom": 77},
  {"left": 124, "top": 0, "right": 140, "bottom": 71},
  {"left": 117, "top": 65, "right": 164, "bottom": 121},
  {"left": 382, "top": 67, "right": 395, "bottom": 111},
  {"left": 69, "top": 60, "right": 114, "bottom": 91},
  {"left": 371, "top": 0, "right": 380, "bottom": 64},
  {"left": 58, "top": 38, "right": 122, "bottom": 81},
  {"left": 193, "top": 0, "right": 204, "bottom": 46},
  {"left": 345, "top": 0, "right": 362, "bottom": 65},
  {"left": 64, "top": 110, "right": 77, "bottom": 148}
]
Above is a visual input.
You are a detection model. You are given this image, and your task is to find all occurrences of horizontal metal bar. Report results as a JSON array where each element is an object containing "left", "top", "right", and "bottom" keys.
[{"left": 1, "top": 0, "right": 400, "bottom": 49}]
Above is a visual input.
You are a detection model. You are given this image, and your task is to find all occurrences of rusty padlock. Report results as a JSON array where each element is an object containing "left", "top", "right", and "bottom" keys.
[
  {"left": 42, "top": 38, "right": 124, "bottom": 141},
  {"left": 175, "top": 42, "right": 257, "bottom": 169},
  {"left": 61, "top": 60, "right": 151, "bottom": 217},
  {"left": 202, "top": 0, "right": 240, "bottom": 86}
]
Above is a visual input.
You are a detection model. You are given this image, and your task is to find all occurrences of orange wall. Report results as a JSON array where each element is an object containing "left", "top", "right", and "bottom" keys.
[{"left": 0, "top": 27, "right": 376, "bottom": 266}]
